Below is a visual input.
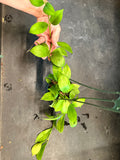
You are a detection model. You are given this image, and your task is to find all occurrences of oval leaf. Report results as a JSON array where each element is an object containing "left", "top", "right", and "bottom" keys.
[
  {"left": 36, "top": 142, "right": 47, "bottom": 160},
  {"left": 67, "top": 104, "right": 77, "bottom": 128},
  {"left": 30, "top": 0, "right": 44, "bottom": 7},
  {"left": 50, "top": 9, "right": 64, "bottom": 25},
  {"left": 29, "top": 22, "right": 48, "bottom": 35},
  {"left": 52, "top": 65, "right": 62, "bottom": 81},
  {"left": 57, "top": 42, "right": 73, "bottom": 53},
  {"left": 35, "top": 128, "right": 52, "bottom": 143},
  {"left": 58, "top": 75, "right": 71, "bottom": 93},
  {"left": 43, "top": 2, "right": 55, "bottom": 15},
  {"left": 31, "top": 143, "right": 42, "bottom": 156},
  {"left": 72, "top": 98, "right": 85, "bottom": 108},
  {"left": 56, "top": 115, "right": 65, "bottom": 133},
  {"left": 41, "top": 92, "right": 55, "bottom": 101},
  {"left": 51, "top": 50, "right": 65, "bottom": 67},
  {"left": 30, "top": 45, "right": 49, "bottom": 58},
  {"left": 62, "top": 64, "right": 71, "bottom": 79}
]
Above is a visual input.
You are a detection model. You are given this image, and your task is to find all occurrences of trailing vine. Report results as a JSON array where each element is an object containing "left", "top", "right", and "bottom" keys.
[
  {"left": 1, "top": 0, "right": 119, "bottom": 159},
  {"left": 28, "top": 0, "right": 120, "bottom": 159}
]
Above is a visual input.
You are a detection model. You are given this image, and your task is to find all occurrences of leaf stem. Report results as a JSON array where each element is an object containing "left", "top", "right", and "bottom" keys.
[{"left": 70, "top": 79, "right": 120, "bottom": 95}]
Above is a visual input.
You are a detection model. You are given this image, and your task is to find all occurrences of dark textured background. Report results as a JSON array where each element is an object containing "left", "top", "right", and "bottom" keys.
[{"left": 0, "top": 0, "right": 120, "bottom": 160}]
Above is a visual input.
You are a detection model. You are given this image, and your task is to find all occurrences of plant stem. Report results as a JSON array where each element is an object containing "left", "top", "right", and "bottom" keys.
[
  {"left": 80, "top": 97, "right": 115, "bottom": 103},
  {"left": 70, "top": 79, "right": 120, "bottom": 95},
  {"left": 58, "top": 99, "right": 120, "bottom": 114}
]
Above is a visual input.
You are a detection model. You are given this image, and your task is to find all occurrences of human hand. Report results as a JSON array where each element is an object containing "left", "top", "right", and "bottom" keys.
[{"left": 34, "top": 16, "right": 61, "bottom": 59}]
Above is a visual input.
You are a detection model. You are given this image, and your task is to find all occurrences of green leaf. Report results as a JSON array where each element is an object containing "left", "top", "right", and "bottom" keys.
[
  {"left": 52, "top": 100, "right": 70, "bottom": 114},
  {"left": 52, "top": 65, "right": 62, "bottom": 81},
  {"left": 54, "top": 48, "right": 68, "bottom": 56},
  {"left": 51, "top": 50, "right": 65, "bottom": 67},
  {"left": 57, "top": 42, "right": 73, "bottom": 53},
  {"left": 40, "top": 43, "right": 49, "bottom": 49},
  {"left": 43, "top": 2, "right": 55, "bottom": 15},
  {"left": 30, "top": 0, "right": 44, "bottom": 7},
  {"left": 30, "top": 45, "right": 49, "bottom": 58},
  {"left": 41, "top": 92, "right": 55, "bottom": 101},
  {"left": 58, "top": 75, "right": 71, "bottom": 93},
  {"left": 56, "top": 115, "right": 65, "bottom": 133},
  {"left": 29, "top": 22, "right": 48, "bottom": 35},
  {"left": 67, "top": 104, "right": 77, "bottom": 128},
  {"left": 46, "top": 74, "right": 55, "bottom": 81},
  {"left": 72, "top": 98, "right": 85, "bottom": 108},
  {"left": 52, "top": 100, "right": 64, "bottom": 112},
  {"left": 62, "top": 64, "right": 71, "bottom": 79},
  {"left": 36, "top": 142, "right": 47, "bottom": 160},
  {"left": 69, "top": 84, "right": 80, "bottom": 99},
  {"left": 43, "top": 113, "right": 62, "bottom": 120},
  {"left": 46, "top": 78, "right": 51, "bottom": 84},
  {"left": 31, "top": 143, "right": 42, "bottom": 156},
  {"left": 61, "top": 100, "right": 70, "bottom": 114},
  {"left": 50, "top": 9, "right": 64, "bottom": 25},
  {"left": 58, "top": 48, "right": 68, "bottom": 56},
  {"left": 48, "top": 85, "right": 59, "bottom": 98},
  {"left": 35, "top": 128, "right": 52, "bottom": 143},
  {"left": 0, "top": 55, "right": 3, "bottom": 58}
]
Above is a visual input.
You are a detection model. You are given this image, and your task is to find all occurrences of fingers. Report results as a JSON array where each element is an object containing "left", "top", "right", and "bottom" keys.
[
  {"left": 34, "top": 36, "right": 46, "bottom": 45},
  {"left": 51, "top": 24, "right": 61, "bottom": 47}
]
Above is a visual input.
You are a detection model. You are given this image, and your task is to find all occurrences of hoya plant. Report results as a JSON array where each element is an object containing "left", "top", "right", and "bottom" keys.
[{"left": 28, "top": 0, "right": 120, "bottom": 159}]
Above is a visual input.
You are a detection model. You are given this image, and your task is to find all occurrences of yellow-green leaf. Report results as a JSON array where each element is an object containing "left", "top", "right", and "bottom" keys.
[
  {"left": 35, "top": 128, "right": 52, "bottom": 143},
  {"left": 31, "top": 143, "right": 42, "bottom": 156},
  {"left": 29, "top": 22, "right": 48, "bottom": 35},
  {"left": 72, "top": 98, "right": 85, "bottom": 108}
]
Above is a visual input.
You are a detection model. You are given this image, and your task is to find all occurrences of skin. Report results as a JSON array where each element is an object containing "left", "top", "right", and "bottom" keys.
[{"left": 0, "top": 0, "right": 61, "bottom": 53}]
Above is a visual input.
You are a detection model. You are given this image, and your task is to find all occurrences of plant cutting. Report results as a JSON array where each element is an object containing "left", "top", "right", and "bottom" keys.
[{"left": 28, "top": 0, "right": 120, "bottom": 159}]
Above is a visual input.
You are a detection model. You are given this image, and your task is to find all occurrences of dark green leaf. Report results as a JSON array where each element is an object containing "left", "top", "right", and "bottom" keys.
[
  {"left": 48, "top": 85, "right": 59, "bottom": 98},
  {"left": 30, "top": 0, "right": 44, "bottom": 7},
  {"left": 30, "top": 45, "right": 49, "bottom": 58},
  {"left": 43, "top": 2, "right": 55, "bottom": 15},
  {"left": 36, "top": 142, "right": 47, "bottom": 160},
  {"left": 46, "top": 74, "right": 55, "bottom": 81},
  {"left": 31, "top": 143, "right": 42, "bottom": 156},
  {"left": 62, "top": 64, "right": 71, "bottom": 79},
  {"left": 56, "top": 115, "right": 65, "bottom": 133},
  {"left": 57, "top": 42, "right": 73, "bottom": 53},
  {"left": 29, "top": 22, "right": 48, "bottom": 35},
  {"left": 67, "top": 104, "right": 77, "bottom": 128},
  {"left": 58, "top": 75, "right": 71, "bottom": 93},
  {"left": 35, "top": 128, "right": 52, "bottom": 143},
  {"left": 50, "top": 9, "right": 64, "bottom": 25},
  {"left": 51, "top": 50, "right": 65, "bottom": 67},
  {"left": 72, "top": 98, "right": 85, "bottom": 108},
  {"left": 41, "top": 92, "right": 55, "bottom": 101}
]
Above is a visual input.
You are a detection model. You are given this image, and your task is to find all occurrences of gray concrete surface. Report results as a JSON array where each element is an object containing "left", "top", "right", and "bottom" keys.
[{"left": 0, "top": 0, "right": 120, "bottom": 160}]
